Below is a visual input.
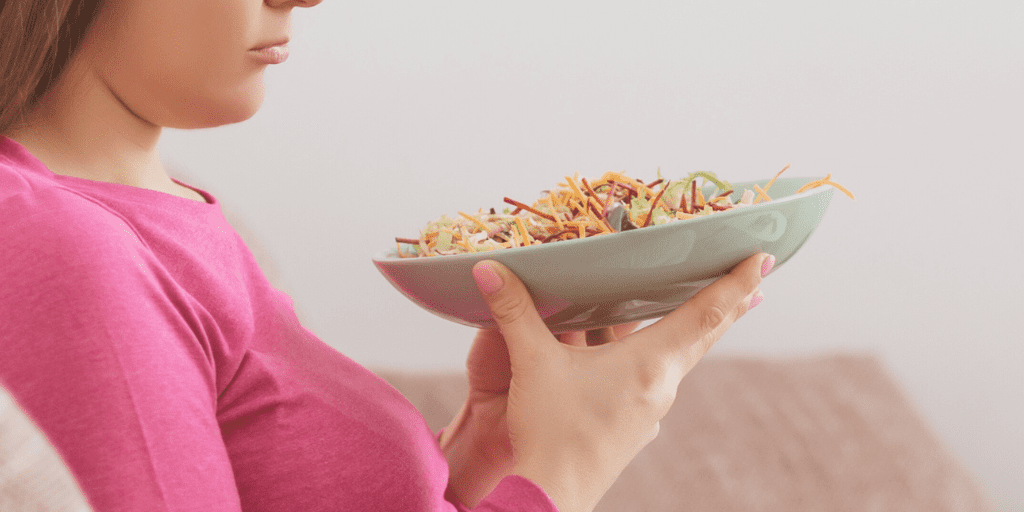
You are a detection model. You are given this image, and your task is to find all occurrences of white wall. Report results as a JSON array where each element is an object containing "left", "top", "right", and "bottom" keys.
[{"left": 158, "top": 1, "right": 1022, "bottom": 508}]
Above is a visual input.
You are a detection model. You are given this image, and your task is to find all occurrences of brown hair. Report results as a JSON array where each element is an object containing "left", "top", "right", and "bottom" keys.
[{"left": 0, "top": 0, "right": 104, "bottom": 135}]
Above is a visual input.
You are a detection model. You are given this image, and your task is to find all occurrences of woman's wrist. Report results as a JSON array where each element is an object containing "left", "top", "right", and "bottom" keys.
[
  {"left": 440, "top": 398, "right": 514, "bottom": 507},
  {"left": 509, "top": 447, "right": 596, "bottom": 512}
]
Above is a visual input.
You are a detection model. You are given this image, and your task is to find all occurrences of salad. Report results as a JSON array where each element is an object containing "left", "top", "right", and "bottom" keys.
[{"left": 393, "top": 165, "right": 854, "bottom": 258}]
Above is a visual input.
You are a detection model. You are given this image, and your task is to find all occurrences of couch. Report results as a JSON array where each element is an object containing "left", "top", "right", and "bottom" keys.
[{"left": 1, "top": 354, "right": 996, "bottom": 511}]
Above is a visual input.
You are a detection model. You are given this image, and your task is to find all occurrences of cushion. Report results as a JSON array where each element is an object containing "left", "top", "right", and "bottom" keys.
[
  {"left": 0, "top": 386, "right": 92, "bottom": 512},
  {"left": 376, "top": 354, "right": 996, "bottom": 512}
]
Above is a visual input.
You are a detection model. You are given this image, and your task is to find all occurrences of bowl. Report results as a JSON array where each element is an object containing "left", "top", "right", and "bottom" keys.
[{"left": 372, "top": 176, "right": 835, "bottom": 333}]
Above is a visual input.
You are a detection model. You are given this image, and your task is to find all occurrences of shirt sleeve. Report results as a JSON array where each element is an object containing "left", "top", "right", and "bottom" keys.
[
  {"left": 443, "top": 476, "right": 560, "bottom": 512},
  {"left": 435, "top": 434, "right": 560, "bottom": 512},
  {"left": 463, "top": 476, "right": 561, "bottom": 512},
  {"left": 0, "top": 208, "right": 243, "bottom": 512}
]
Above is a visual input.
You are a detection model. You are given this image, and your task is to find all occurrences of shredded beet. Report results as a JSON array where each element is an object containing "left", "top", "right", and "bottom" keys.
[
  {"left": 502, "top": 197, "right": 557, "bottom": 221},
  {"left": 580, "top": 178, "right": 607, "bottom": 221},
  {"left": 394, "top": 168, "right": 852, "bottom": 258},
  {"left": 689, "top": 180, "right": 697, "bottom": 214},
  {"left": 641, "top": 180, "right": 670, "bottom": 228},
  {"left": 542, "top": 229, "right": 575, "bottom": 243},
  {"left": 603, "top": 181, "right": 619, "bottom": 211}
]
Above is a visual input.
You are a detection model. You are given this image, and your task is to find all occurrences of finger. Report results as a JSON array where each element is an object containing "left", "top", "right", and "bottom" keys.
[
  {"left": 585, "top": 327, "right": 616, "bottom": 346},
  {"left": 472, "top": 260, "right": 556, "bottom": 362},
  {"left": 611, "top": 320, "right": 643, "bottom": 340},
  {"left": 584, "top": 320, "right": 643, "bottom": 346},
  {"left": 466, "top": 329, "right": 512, "bottom": 393},
  {"left": 629, "top": 252, "right": 770, "bottom": 369},
  {"left": 559, "top": 330, "right": 588, "bottom": 347}
]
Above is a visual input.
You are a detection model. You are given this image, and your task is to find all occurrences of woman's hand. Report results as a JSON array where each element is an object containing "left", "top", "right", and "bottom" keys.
[
  {"left": 440, "top": 320, "right": 641, "bottom": 507},
  {"left": 465, "top": 252, "right": 770, "bottom": 512}
]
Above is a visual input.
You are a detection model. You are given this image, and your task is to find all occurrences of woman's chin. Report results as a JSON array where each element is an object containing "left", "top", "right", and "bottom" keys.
[{"left": 168, "top": 87, "right": 265, "bottom": 129}]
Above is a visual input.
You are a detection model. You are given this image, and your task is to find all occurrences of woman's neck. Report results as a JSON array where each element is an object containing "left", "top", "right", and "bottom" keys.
[{"left": 3, "top": 58, "right": 182, "bottom": 196}]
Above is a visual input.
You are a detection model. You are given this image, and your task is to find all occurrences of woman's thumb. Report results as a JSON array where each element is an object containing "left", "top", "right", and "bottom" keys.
[{"left": 472, "top": 260, "right": 551, "bottom": 358}]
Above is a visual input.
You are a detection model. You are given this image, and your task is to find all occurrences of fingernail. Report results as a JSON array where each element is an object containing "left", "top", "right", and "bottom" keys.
[
  {"left": 749, "top": 291, "right": 764, "bottom": 310},
  {"left": 761, "top": 254, "right": 776, "bottom": 278},
  {"left": 473, "top": 262, "right": 504, "bottom": 295}
]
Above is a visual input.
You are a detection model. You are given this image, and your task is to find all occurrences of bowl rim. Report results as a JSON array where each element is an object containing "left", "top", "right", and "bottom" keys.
[{"left": 371, "top": 175, "right": 833, "bottom": 264}]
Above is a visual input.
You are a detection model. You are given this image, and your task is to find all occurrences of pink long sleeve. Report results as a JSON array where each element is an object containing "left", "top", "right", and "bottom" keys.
[{"left": 0, "top": 136, "right": 558, "bottom": 512}]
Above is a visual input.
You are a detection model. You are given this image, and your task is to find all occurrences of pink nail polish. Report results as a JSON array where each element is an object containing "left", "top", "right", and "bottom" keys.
[
  {"left": 473, "top": 263, "right": 504, "bottom": 295},
  {"left": 761, "top": 255, "right": 776, "bottom": 278},
  {"left": 749, "top": 292, "right": 764, "bottom": 310}
]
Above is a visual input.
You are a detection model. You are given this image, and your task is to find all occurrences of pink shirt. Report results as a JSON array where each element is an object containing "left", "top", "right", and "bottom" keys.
[{"left": 0, "top": 136, "right": 557, "bottom": 512}]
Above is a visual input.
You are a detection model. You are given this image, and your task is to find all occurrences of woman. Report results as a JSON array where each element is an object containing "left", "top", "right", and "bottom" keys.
[{"left": 0, "top": 1, "right": 771, "bottom": 511}]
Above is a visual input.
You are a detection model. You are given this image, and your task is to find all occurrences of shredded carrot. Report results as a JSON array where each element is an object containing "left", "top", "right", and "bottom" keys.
[
  {"left": 762, "top": 163, "right": 790, "bottom": 194},
  {"left": 460, "top": 226, "right": 477, "bottom": 253},
  {"left": 826, "top": 181, "right": 856, "bottom": 200},
  {"left": 564, "top": 176, "right": 585, "bottom": 204},
  {"left": 459, "top": 211, "right": 491, "bottom": 233},
  {"left": 796, "top": 174, "right": 856, "bottom": 200},
  {"left": 544, "top": 195, "right": 565, "bottom": 231},
  {"left": 796, "top": 178, "right": 827, "bottom": 194},
  {"left": 558, "top": 189, "right": 573, "bottom": 207},
  {"left": 753, "top": 184, "right": 772, "bottom": 204},
  {"left": 568, "top": 199, "right": 586, "bottom": 217},
  {"left": 397, "top": 167, "right": 852, "bottom": 257},
  {"left": 514, "top": 217, "right": 531, "bottom": 247},
  {"left": 507, "top": 227, "right": 520, "bottom": 248},
  {"left": 595, "top": 171, "right": 644, "bottom": 192}
]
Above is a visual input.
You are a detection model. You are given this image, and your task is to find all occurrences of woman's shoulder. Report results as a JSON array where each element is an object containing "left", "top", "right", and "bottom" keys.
[
  {"left": 1, "top": 165, "right": 153, "bottom": 290},
  {"left": 2, "top": 148, "right": 139, "bottom": 231},
  {"left": 2, "top": 182, "right": 141, "bottom": 250}
]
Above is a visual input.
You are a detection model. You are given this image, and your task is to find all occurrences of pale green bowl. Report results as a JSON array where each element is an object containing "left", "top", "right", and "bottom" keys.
[{"left": 372, "top": 176, "right": 834, "bottom": 333}]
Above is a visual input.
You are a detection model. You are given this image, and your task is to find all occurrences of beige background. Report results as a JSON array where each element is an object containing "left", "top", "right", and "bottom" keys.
[{"left": 158, "top": 1, "right": 1022, "bottom": 509}]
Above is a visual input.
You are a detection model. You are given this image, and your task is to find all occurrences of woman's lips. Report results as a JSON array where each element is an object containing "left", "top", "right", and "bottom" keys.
[{"left": 249, "top": 44, "right": 289, "bottom": 64}]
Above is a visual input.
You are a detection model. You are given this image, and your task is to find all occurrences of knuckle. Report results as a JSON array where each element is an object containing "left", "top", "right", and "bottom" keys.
[
  {"left": 633, "top": 359, "right": 676, "bottom": 419},
  {"left": 489, "top": 292, "right": 531, "bottom": 325},
  {"left": 698, "top": 301, "right": 730, "bottom": 333},
  {"left": 648, "top": 421, "right": 661, "bottom": 444},
  {"left": 634, "top": 356, "right": 666, "bottom": 391},
  {"left": 641, "top": 388, "right": 675, "bottom": 421},
  {"left": 734, "top": 295, "right": 753, "bottom": 319},
  {"left": 695, "top": 331, "right": 718, "bottom": 356}
]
